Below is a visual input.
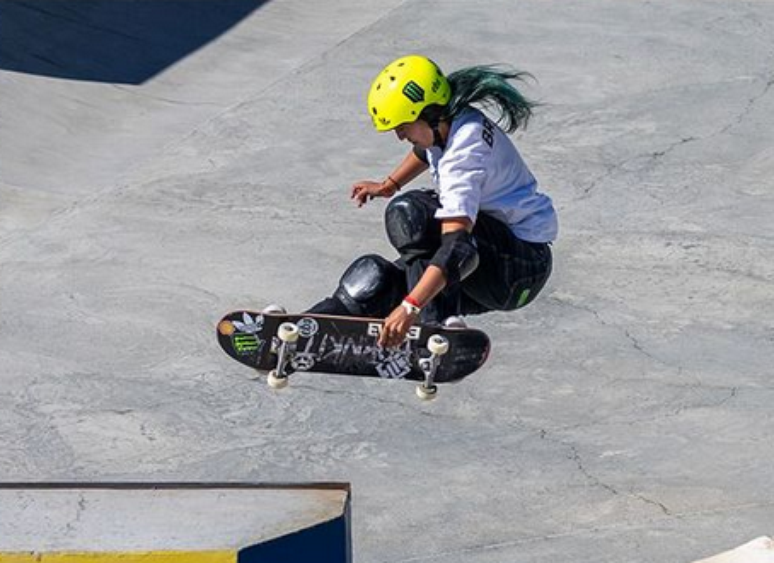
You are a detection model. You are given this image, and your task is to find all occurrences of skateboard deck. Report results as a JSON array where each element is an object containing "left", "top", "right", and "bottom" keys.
[{"left": 217, "top": 310, "right": 490, "bottom": 398}]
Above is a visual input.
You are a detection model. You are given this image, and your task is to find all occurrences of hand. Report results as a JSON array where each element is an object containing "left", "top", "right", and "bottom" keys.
[
  {"left": 378, "top": 304, "right": 418, "bottom": 348},
  {"left": 351, "top": 180, "right": 398, "bottom": 208}
]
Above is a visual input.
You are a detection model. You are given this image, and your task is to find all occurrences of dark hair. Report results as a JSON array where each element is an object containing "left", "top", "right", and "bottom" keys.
[{"left": 438, "top": 65, "right": 538, "bottom": 133}]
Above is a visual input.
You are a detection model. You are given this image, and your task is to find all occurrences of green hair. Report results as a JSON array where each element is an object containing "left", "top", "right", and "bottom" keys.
[{"left": 443, "top": 65, "right": 538, "bottom": 133}]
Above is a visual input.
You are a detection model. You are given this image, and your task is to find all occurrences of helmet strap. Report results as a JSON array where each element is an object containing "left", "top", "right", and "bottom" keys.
[
  {"left": 420, "top": 105, "right": 447, "bottom": 150},
  {"left": 432, "top": 125, "right": 446, "bottom": 150}
]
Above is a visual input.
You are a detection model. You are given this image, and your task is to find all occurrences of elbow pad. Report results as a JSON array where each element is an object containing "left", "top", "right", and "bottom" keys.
[{"left": 430, "top": 230, "right": 480, "bottom": 285}]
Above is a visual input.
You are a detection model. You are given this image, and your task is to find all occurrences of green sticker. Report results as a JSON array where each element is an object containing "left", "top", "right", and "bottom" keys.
[
  {"left": 233, "top": 334, "right": 259, "bottom": 355},
  {"left": 403, "top": 81, "right": 425, "bottom": 103}
]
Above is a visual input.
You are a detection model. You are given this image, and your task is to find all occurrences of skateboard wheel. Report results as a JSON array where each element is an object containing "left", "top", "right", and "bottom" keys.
[
  {"left": 277, "top": 322, "right": 300, "bottom": 343},
  {"left": 427, "top": 334, "right": 450, "bottom": 356},
  {"left": 267, "top": 370, "right": 289, "bottom": 389},
  {"left": 416, "top": 384, "right": 438, "bottom": 401}
]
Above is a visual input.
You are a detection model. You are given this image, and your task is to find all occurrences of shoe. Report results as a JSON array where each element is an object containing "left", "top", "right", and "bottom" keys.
[
  {"left": 442, "top": 316, "right": 467, "bottom": 329},
  {"left": 262, "top": 304, "right": 287, "bottom": 315}
]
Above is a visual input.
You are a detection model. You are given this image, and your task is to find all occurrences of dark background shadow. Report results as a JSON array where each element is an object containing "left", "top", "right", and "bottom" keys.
[{"left": 0, "top": 0, "right": 268, "bottom": 84}]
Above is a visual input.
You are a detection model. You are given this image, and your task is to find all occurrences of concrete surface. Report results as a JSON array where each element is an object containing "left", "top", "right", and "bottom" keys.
[
  {"left": 0, "top": 483, "right": 350, "bottom": 556},
  {"left": 693, "top": 537, "right": 774, "bottom": 563},
  {"left": 1, "top": 1, "right": 773, "bottom": 562}
]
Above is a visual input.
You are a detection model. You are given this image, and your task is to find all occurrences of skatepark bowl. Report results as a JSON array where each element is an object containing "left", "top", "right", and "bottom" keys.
[{"left": 2, "top": 0, "right": 774, "bottom": 562}]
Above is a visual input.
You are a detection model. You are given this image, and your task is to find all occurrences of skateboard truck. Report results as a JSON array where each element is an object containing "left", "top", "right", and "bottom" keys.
[
  {"left": 416, "top": 334, "right": 450, "bottom": 401},
  {"left": 267, "top": 322, "right": 300, "bottom": 390}
]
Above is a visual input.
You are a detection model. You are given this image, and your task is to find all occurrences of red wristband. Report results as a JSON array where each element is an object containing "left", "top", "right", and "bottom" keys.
[
  {"left": 404, "top": 295, "right": 422, "bottom": 309},
  {"left": 386, "top": 175, "right": 401, "bottom": 190}
]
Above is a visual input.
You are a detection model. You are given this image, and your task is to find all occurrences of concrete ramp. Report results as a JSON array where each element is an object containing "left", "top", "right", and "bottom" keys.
[
  {"left": 0, "top": 483, "right": 351, "bottom": 563},
  {"left": 693, "top": 537, "right": 774, "bottom": 563}
]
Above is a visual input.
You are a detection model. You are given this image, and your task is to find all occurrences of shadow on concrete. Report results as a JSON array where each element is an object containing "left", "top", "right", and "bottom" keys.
[{"left": 0, "top": 0, "right": 267, "bottom": 84}]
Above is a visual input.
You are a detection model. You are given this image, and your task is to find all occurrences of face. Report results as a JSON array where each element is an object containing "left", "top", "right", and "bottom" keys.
[{"left": 394, "top": 120, "right": 434, "bottom": 149}]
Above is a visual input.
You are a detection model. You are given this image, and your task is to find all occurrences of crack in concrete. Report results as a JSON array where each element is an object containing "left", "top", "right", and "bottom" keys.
[
  {"left": 630, "top": 491, "right": 671, "bottom": 516},
  {"left": 650, "top": 136, "right": 698, "bottom": 159},
  {"left": 718, "top": 75, "right": 774, "bottom": 135},
  {"left": 550, "top": 296, "right": 684, "bottom": 371},
  {"left": 580, "top": 74, "right": 774, "bottom": 198},
  {"left": 64, "top": 492, "right": 88, "bottom": 535},
  {"left": 622, "top": 328, "right": 663, "bottom": 364},
  {"left": 535, "top": 428, "right": 675, "bottom": 516},
  {"left": 389, "top": 499, "right": 774, "bottom": 563},
  {"left": 566, "top": 443, "right": 623, "bottom": 499}
]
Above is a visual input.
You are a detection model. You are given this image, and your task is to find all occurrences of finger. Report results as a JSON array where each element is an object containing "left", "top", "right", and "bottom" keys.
[
  {"left": 378, "top": 330, "right": 389, "bottom": 348},
  {"left": 383, "top": 330, "right": 401, "bottom": 349},
  {"left": 380, "top": 325, "right": 398, "bottom": 348},
  {"left": 353, "top": 184, "right": 372, "bottom": 198}
]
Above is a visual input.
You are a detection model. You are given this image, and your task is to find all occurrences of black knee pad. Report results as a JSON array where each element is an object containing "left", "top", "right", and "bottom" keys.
[
  {"left": 333, "top": 254, "right": 406, "bottom": 318},
  {"left": 384, "top": 190, "right": 441, "bottom": 259}
]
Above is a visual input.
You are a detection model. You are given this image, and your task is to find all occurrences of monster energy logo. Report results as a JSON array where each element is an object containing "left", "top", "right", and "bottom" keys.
[
  {"left": 402, "top": 81, "right": 425, "bottom": 103},
  {"left": 233, "top": 334, "right": 259, "bottom": 355}
]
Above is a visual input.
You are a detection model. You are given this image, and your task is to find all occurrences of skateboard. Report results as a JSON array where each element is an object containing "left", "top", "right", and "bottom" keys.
[{"left": 217, "top": 310, "right": 491, "bottom": 400}]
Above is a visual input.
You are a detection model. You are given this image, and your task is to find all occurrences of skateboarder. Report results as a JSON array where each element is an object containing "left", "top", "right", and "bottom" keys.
[{"left": 308, "top": 55, "right": 557, "bottom": 348}]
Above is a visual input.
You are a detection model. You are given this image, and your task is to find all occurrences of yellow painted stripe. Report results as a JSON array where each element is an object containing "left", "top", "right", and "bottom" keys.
[{"left": 0, "top": 551, "right": 235, "bottom": 563}]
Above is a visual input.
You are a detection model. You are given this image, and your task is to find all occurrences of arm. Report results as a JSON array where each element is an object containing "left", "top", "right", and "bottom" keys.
[
  {"left": 404, "top": 217, "right": 472, "bottom": 306},
  {"left": 388, "top": 149, "right": 429, "bottom": 189},
  {"left": 378, "top": 217, "right": 474, "bottom": 348},
  {"left": 351, "top": 150, "right": 429, "bottom": 207}
]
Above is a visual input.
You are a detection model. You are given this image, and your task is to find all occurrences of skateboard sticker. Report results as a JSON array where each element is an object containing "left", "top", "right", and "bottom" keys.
[
  {"left": 232, "top": 312, "right": 264, "bottom": 334},
  {"left": 375, "top": 348, "right": 412, "bottom": 379},
  {"left": 367, "top": 322, "right": 422, "bottom": 341},
  {"left": 291, "top": 351, "right": 317, "bottom": 372},
  {"left": 232, "top": 333, "right": 260, "bottom": 356},
  {"left": 296, "top": 317, "right": 319, "bottom": 338},
  {"left": 217, "top": 320, "right": 236, "bottom": 336},
  {"left": 222, "top": 313, "right": 266, "bottom": 357}
]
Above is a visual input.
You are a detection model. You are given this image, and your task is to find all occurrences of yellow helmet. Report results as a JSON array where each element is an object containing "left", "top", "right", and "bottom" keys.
[{"left": 367, "top": 55, "right": 451, "bottom": 132}]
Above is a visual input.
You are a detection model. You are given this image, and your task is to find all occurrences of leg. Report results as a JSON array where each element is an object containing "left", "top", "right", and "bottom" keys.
[
  {"left": 384, "top": 189, "right": 443, "bottom": 262},
  {"left": 462, "top": 212, "right": 553, "bottom": 312},
  {"left": 306, "top": 254, "right": 407, "bottom": 318}
]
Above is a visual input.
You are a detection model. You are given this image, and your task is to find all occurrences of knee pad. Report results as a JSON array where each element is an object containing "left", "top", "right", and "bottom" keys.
[
  {"left": 384, "top": 191, "right": 441, "bottom": 258},
  {"left": 333, "top": 254, "right": 406, "bottom": 317}
]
